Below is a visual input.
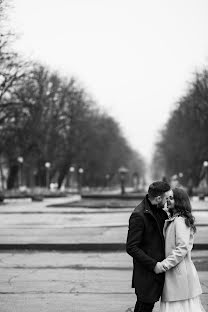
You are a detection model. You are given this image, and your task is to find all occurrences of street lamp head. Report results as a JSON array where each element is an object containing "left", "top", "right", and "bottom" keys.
[
  {"left": 69, "top": 166, "right": 75, "bottom": 173},
  {"left": 118, "top": 166, "right": 128, "bottom": 180},
  {"left": 118, "top": 166, "right": 129, "bottom": 175},
  {"left": 78, "top": 168, "right": 84, "bottom": 174},
  {"left": 17, "top": 156, "right": 24, "bottom": 163},
  {"left": 172, "top": 174, "right": 178, "bottom": 180},
  {"left": 45, "top": 162, "right": 51, "bottom": 168},
  {"left": 203, "top": 161, "right": 208, "bottom": 167}
]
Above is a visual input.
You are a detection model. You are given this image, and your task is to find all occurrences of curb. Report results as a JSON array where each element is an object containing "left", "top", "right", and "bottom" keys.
[
  {"left": 81, "top": 194, "right": 145, "bottom": 200},
  {"left": 0, "top": 243, "right": 125, "bottom": 251},
  {"left": 0, "top": 243, "right": 208, "bottom": 251}
]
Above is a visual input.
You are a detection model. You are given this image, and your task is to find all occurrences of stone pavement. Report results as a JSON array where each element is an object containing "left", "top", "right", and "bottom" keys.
[
  {"left": 0, "top": 196, "right": 208, "bottom": 248},
  {"left": 0, "top": 251, "right": 207, "bottom": 312},
  {"left": 0, "top": 196, "right": 207, "bottom": 311}
]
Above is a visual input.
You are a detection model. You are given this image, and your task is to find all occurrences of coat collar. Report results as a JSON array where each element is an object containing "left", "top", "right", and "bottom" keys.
[
  {"left": 165, "top": 213, "right": 180, "bottom": 223},
  {"left": 163, "top": 214, "right": 180, "bottom": 236},
  {"left": 143, "top": 195, "right": 158, "bottom": 214},
  {"left": 143, "top": 195, "right": 167, "bottom": 217}
]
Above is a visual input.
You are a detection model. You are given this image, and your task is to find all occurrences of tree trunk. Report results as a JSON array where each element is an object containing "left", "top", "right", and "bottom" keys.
[{"left": 7, "top": 165, "right": 19, "bottom": 189}]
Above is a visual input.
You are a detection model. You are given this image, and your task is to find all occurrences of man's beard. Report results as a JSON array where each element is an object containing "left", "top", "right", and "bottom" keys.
[
  {"left": 168, "top": 206, "right": 174, "bottom": 216},
  {"left": 157, "top": 202, "right": 165, "bottom": 209}
]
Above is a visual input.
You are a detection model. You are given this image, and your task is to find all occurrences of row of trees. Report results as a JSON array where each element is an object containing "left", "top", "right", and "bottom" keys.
[
  {"left": 0, "top": 1, "right": 145, "bottom": 189},
  {"left": 153, "top": 69, "right": 208, "bottom": 187}
]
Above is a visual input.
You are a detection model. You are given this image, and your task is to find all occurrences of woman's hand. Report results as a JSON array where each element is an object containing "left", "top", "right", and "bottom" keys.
[
  {"left": 160, "top": 261, "right": 169, "bottom": 271},
  {"left": 154, "top": 262, "right": 166, "bottom": 274}
]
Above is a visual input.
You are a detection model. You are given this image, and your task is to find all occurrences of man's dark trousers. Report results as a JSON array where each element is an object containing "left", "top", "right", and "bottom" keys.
[{"left": 134, "top": 297, "right": 154, "bottom": 312}]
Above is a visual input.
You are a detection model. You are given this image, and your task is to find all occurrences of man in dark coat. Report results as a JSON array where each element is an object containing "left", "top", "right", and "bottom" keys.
[{"left": 126, "top": 181, "right": 171, "bottom": 312}]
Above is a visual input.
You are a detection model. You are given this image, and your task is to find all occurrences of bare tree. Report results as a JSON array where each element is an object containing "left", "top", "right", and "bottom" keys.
[{"left": 153, "top": 69, "right": 208, "bottom": 186}]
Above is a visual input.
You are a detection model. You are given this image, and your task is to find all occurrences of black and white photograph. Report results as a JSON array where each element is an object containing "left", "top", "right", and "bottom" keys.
[{"left": 0, "top": 0, "right": 208, "bottom": 311}]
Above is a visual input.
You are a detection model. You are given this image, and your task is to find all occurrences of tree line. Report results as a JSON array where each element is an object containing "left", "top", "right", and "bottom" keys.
[
  {"left": 153, "top": 69, "right": 208, "bottom": 187},
  {"left": 0, "top": 1, "right": 145, "bottom": 189}
]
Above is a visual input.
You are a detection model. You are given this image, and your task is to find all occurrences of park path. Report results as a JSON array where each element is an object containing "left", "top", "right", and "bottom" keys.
[{"left": 0, "top": 196, "right": 207, "bottom": 311}]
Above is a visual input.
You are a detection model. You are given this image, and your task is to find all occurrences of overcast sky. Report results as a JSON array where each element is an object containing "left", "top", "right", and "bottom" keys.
[{"left": 10, "top": 0, "right": 208, "bottom": 162}]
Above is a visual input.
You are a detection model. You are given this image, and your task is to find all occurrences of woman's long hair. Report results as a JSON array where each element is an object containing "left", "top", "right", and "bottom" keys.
[{"left": 173, "top": 188, "right": 196, "bottom": 233}]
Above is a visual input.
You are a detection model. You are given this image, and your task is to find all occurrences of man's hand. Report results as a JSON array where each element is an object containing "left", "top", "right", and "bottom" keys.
[{"left": 154, "top": 262, "right": 166, "bottom": 274}]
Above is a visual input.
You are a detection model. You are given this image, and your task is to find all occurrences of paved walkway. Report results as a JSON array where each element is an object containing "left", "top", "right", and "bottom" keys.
[
  {"left": 0, "top": 251, "right": 207, "bottom": 312},
  {"left": 0, "top": 196, "right": 207, "bottom": 311},
  {"left": 0, "top": 196, "right": 208, "bottom": 248}
]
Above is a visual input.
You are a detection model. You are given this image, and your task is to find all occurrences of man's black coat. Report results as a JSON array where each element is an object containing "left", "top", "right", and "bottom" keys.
[{"left": 126, "top": 196, "right": 168, "bottom": 303}]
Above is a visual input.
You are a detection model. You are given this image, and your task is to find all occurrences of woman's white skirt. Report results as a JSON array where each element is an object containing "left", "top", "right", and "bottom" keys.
[{"left": 160, "top": 296, "right": 205, "bottom": 312}]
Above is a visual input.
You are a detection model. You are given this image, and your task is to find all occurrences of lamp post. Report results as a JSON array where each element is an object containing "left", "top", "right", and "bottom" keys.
[
  {"left": 78, "top": 168, "right": 84, "bottom": 194},
  {"left": 105, "top": 174, "right": 110, "bottom": 188},
  {"left": 132, "top": 172, "right": 139, "bottom": 192},
  {"left": 170, "top": 174, "right": 178, "bottom": 188},
  {"left": 178, "top": 172, "right": 183, "bottom": 185},
  {"left": 69, "top": 166, "right": 75, "bottom": 190},
  {"left": 45, "top": 162, "right": 51, "bottom": 189},
  {"left": 203, "top": 161, "right": 208, "bottom": 195},
  {"left": 17, "top": 156, "right": 24, "bottom": 188},
  {"left": 118, "top": 166, "right": 129, "bottom": 195}
]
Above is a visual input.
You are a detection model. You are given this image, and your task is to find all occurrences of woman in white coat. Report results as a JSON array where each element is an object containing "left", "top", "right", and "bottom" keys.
[{"left": 158, "top": 188, "right": 205, "bottom": 312}]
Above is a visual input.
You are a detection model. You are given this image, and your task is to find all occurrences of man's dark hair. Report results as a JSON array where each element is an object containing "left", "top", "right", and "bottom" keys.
[{"left": 148, "top": 181, "right": 170, "bottom": 198}]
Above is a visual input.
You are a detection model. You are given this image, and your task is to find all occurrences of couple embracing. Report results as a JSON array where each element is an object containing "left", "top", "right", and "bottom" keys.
[{"left": 126, "top": 181, "right": 205, "bottom": 312}]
